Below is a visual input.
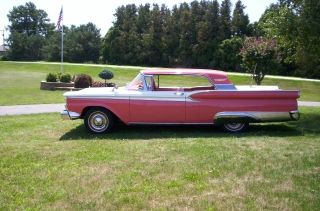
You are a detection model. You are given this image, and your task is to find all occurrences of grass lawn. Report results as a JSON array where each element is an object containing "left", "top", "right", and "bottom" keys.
[
  {"left": 0, "top": 61, "right": 319, "bottom": 105},
  {"left": 0, "top": 107, "right": 319, "bottom": 210},
  {"left": 0, "top": 62, "right": 140, "bottom": 105}
]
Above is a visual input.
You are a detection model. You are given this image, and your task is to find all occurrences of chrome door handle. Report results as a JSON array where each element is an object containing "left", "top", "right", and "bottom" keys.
[{"left": 174, "top": 92, "right": 184, "bottom": 96}]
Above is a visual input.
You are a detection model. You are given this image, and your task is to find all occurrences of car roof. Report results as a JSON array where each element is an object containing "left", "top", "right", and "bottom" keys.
[{"left": 141, "top": 68, "right": 231, "bottom": 84}]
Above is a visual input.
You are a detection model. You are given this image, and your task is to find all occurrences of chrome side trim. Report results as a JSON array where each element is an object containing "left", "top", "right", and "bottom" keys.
[
  {"left": 214, "top": 112, "right": 256, "bottom": 120},
  {"left": 61, "top": 110, "right": 81, "bottom": 120},
  {"left": 214, "top": 111, "right": 299, "bottom": 123},
  {"left": 67, "top": 96, "right": 129, "bottom": 100},
  {"left": 130, "top": 97, "right": 185, "bottom": 101},
  {"left": 68, "top": 96, "right": 188, "bottom": 102},
  {"left": 128, "top": 122, "right": 213, "bottom": 125}
]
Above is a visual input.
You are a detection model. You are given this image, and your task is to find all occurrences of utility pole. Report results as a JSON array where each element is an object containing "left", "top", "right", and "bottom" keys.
[
  {"left": 61, "top": 19, "right": 64, "bottom": 73},
  {"left": 57, "top": 6, "right": 64, "bottom": 73}
]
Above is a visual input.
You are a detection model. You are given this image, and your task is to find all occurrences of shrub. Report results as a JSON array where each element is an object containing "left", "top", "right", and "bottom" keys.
[
  {"left": 74, "top": 74, "right": 93, "bottom": 88},
  {"left": 91, "top": 81, "right": 105, "bottom": 87},
  {"left": 99, "top": 69, "right": 114, "bottom": 86},
  {"left": 0, "top": 54, "right": 9, "bottom": 61},
  {"left": 91, "top": 81, "right": 116, "bottom": 87},
  {"left": 56, "top": 72, "right": 62, "bottom": 81},
  {"left": 46, "top": 73, "right": 57, "bottom": 82},
  {"left": 60, "top": 73, "right": 72, "bottom": 83}
]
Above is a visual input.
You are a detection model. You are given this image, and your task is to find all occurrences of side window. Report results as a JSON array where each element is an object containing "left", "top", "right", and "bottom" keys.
[
  {"left": 158, "top": 75, "right": 212, "bottom": 88},
  {"left": 144, "top": 75, "right": 154, "bottom": 91}
]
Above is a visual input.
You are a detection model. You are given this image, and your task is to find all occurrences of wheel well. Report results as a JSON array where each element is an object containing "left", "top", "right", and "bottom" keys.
[{"left": 81, "top": 106, "right": 116, "bottom": 120}]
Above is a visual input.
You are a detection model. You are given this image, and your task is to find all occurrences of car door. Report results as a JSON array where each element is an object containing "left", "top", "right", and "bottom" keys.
[{"left": 129, "top": 75, "right": 186, "bottom": 123}]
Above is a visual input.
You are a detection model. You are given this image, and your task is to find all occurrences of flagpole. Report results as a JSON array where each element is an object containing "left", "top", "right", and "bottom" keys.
[{"left": 60, "top": 6, "right": 64, "bottom": 73}]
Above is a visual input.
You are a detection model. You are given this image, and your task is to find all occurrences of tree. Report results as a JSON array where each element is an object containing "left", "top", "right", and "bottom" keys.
[
  {"left": 42, "top": 26, "right": 68, "bottom": 61},
  {"left": 147, "top": 4, "right": 163, "bottom": 66},
  {"left": 220, "top": 0, "right": 232, "bottom": 40},
  {"left": 231, "top": 0, "right": 249, "bottom": 36},
  {"left": 246, "top": 22, "right": 263, "bottom": 37},
  {"left": 294, "top": 0, "right": 320, "bottom": 78},
  {"left": 191, "top": 0, "right": 213, "bottom": 67},
  {"left": 216, "top": 37, "right": 243, "bottom": 72},
  {"left": 259, "top": 4, "right": 297, "bottom": 69},
  {"left": 7, "top": 2, "right": 52, "bottom": 60},
  {"left": 159, "top": 4, "right": 172, "bottom": 66},
  {"left": 102, "top": 0, "right": 257, "bottom": 69},
  {"left": 206, "top": 0, "right": 221, "bottom": 67},
  {"left": 240, "top": 37, "right": 279, "bottom": 85},
  {"left": 259, "top": 0, "right": 320, "bottom": 78},
  {"left": 65, "top": 23, "right": 101, "bottom": 63},
  {"left": 164, "top": 5, "right": 181, "bottom": 66},
  {"left": 178, "top": 3, "right": 194, "bottom": 66},
  {"left": 192, "top": 21, "right": 210, "bottom": 67},
  {"left": 103, "top": 4, "right": 139, "bottom": 65},
  {"left": 102, "top": 27, "right": 123, "bottom": 64},
  {"left": 136, "top": 4, "right": 151, "bottom": 35},
  {"left": 136, "top": 4, "right": 151, "bottom": 65}
]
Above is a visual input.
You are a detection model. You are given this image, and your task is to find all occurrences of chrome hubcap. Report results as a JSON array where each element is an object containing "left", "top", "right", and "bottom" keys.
[
  {"left": 94, "top": 117, "right": 103, "bottom": 126},
  {"left": 89, "top": 112, "right": 109, "bottom": 132},
  {"left": 224, "top": 123, "right": 245, "bottom": 132}
]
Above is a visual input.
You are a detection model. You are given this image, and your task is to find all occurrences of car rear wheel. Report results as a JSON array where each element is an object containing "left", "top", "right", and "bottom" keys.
[
  {"left": 223, "top": 122, "right": 248, "bottom": 132},
  {"left": 84, "top": 108, "right": 114, "bottom": 134}
]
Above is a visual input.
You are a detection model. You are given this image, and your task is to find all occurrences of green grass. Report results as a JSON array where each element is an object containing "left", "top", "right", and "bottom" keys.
[
  {"left": 0, "top": 61, "right": 319, "bottom": 105},
  {"left": 0, "top": 107, "right": 319, "bottom": 210},
  {"left": 0, "top": 62, "right": 140, "bottom": 105}
]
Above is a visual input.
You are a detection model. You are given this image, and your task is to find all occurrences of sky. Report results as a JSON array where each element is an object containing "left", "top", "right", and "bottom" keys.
[{"left": 0, "top": 0, "right": 277, "bottom": 44}]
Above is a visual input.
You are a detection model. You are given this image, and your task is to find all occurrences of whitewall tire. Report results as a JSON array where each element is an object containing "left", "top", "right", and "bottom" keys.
[{"left": 84, "top": 108, "right": 114, "bottom": 134}]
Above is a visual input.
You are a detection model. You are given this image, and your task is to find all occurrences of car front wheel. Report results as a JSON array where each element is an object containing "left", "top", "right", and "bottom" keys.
[
  {"left": 84, "top": 108, "right": 114, "bottom": 134},
  {"left": 223, "top": 122, "right": 248, "bottom": 133}
]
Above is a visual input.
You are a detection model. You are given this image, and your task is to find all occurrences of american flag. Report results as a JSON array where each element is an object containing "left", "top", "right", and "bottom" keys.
[{"left": 57, "top": 7, "right": 63, "bottom": 31}]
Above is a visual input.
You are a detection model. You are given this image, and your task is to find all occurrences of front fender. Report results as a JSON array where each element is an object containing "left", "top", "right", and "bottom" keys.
[{"left": 66, "top": 97, "right": 130, "bottom": 123}]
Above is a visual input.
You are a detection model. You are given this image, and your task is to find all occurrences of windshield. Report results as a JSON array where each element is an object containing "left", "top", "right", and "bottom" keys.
[{"left": 126, "top": 73, "right": 145, "bottom": 90}]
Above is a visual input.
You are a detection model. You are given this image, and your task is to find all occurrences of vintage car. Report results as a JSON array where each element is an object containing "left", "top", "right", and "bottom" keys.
[{"left": 61, "top": 68, "right": 300, "bottom": 133}]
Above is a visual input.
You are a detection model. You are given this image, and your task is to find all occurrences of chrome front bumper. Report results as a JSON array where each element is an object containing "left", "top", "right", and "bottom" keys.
[
  {"left": 289, "top": 110, "right": 300, "bottom": 121},
  {"left": 61, "top": 110, "right": 81, "bottom": 120}
]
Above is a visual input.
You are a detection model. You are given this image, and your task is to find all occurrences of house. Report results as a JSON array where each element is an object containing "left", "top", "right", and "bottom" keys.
[{"left": 0, "top": 45, "right": 8, "bottom": 56}]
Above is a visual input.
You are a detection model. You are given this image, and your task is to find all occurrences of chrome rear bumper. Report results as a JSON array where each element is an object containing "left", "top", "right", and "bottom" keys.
[{"left": 61, "top": 110, "right": 80, "bottom": 120}]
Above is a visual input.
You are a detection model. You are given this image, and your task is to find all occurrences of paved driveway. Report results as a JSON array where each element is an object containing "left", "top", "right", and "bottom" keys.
[
  {"left": 0, "top": 104, "right": 65, "bottom": 116},
  {"left": 298, "top": 101, "right": 320, "bottom": 107}
]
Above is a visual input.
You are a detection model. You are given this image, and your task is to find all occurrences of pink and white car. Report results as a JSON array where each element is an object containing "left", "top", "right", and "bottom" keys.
[{"left": 61, "top": 68, "right": 300, "bottom": 133}]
